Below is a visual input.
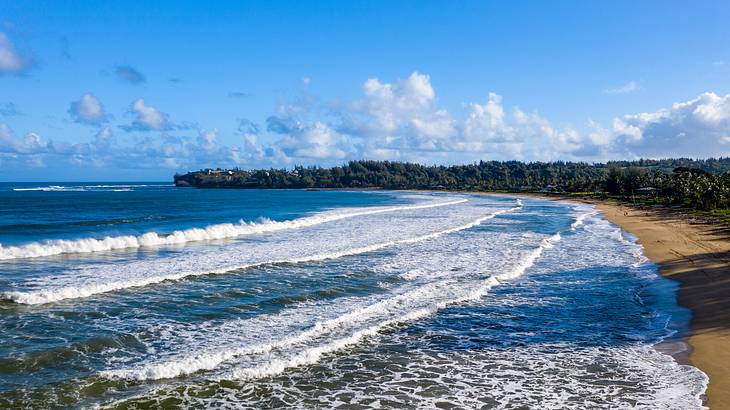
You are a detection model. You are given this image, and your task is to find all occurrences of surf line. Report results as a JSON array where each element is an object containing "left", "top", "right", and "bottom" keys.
[
  {"left": 220, "top": 228, "right": 562, "bottom": 382},
  {"left": 101, "top": 207, "right": 573, "bottom": 382},
  {"left": 4, "top": 202, "right": 520, "bottom": 306},
  {"left": 0, "top": 198, "right": 468, "bottom": 261}
]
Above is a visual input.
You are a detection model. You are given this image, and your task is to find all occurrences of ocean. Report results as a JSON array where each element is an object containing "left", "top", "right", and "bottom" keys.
[{"left": 0, "top": 183, "right": 708, "bottom": 408}]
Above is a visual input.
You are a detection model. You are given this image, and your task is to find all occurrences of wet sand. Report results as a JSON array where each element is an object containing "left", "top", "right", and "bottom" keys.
[{"left": 593, "top": 201, "right": 730, "bottom": 409}]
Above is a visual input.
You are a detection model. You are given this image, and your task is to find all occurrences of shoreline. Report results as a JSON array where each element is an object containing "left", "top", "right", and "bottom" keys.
[
  {"left": 123, "top": 185, "right": 729, "bottom": 405},
  {"left": 500, "top": 192, "right": 729, "bottom": 409}
]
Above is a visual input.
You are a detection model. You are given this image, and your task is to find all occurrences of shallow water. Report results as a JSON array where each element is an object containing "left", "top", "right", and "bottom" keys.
[{"left": 0, "top": 183, "right": 707, "bottom": 408}]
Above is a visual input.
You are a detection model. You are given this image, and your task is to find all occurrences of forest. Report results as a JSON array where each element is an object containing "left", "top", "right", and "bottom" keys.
[{"left": 174, "top": 158, "right": 730, "bottom": 211}]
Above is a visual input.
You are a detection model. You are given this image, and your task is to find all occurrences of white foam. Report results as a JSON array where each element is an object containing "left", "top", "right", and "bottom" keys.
[
  {"left": 3, "top": 200, "right": 517, "bottom": 305},
  {"left": 92, "top": 199, "right": 707, "bottom": 409},
  {"left": 11, "top": 184, "right": 173, "bottom": 191},
  {"left": 570, "top": 209, "right": 598, "bottom": 230},
  {"left": 583, "top": 213, "right": 650, "bottom": 267},
  {"left": 12, "top": 185, "right": 68, "bottom": 191},
  {"left": 0, "top": 198, "right": 467, "bottom": 260},
  {"left": 99, "top": 204, "right": 563, "bottom": 382}
]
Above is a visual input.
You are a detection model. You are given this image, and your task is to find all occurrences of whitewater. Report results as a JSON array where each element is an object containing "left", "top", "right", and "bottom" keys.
[
  {"left": 0, "top": 186, "right": 708, "bottom": 408},
  {"left": 0, "top": 198, "right": 466, "bottom": 260}
]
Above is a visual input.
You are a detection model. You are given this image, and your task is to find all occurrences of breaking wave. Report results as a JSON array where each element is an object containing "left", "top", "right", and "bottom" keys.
[
  {"left": 11, "top": 184, "right": 172, "bottom": 192},
  {"left": 571, "top": 209, "right": 598, "bottom": 230},
  {"left": 2, "top": 201, "right": 517, "bottom": 305},
  {"left": 100, "top": 233, "right": 560, "bottom": 381},
  {"left": 101, "top": 209, "right": 562, "bottom": 382},
  {"left": 0, "top": 199, "right": 467, "bottom": 261}
]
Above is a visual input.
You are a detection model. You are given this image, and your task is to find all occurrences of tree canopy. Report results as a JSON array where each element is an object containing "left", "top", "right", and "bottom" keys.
[{"left": 174, "top": 158, "right": 730, "bottom": 210}]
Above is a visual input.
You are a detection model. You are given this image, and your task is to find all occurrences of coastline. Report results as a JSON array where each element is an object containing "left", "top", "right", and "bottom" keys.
[
  {"left": 503, "top": 192, "right": 729, "bottom": 409},
  {"left": 153, "top": 185, "right": 729, "bottom": 405}
]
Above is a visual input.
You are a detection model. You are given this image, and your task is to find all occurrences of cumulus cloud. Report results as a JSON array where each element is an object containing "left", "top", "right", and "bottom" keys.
[
  {"left": 0, "top": 121, "right": 264, "bottom": 173},
  {"left": 274, "top": 121, "right": 350, "bottom": 159},
  {"left": 197, "top": 128, "right": 219, "bottom": 151},
  {"left": 115, "top": 65, "right": 146, "bottom": 84},
  {"left": 0, "top": 124, "right": 48, "bottom": 161},
  {"left": 602, "top": 80, "right": 639, "bottom": 95},
  {"left": 4, "top": 71, "right": 730, "bottom": 177},
  {"left": 123, "top": 99, "right": 169, "bottom": 131},
  {"left": 273, "top": 72, "right": 601, "bottom": 163},
  {"left": 612, "top": 91, "right": 730, "bottom": 158},
  {"left": 336, "top": 72, "right": 458, "bottom": 156},
  {"left": 68, "top": 93, "right": 109, "bottom": 125},
  {"left": 262, "top": 73, "right": 730, "bottom": 164},
  {"left": 0, "top": 32, "right": 33, "bottom": 75}
]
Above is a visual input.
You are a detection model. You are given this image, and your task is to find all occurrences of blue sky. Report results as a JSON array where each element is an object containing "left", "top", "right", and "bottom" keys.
[{"left": 1, "top": 1, "right": 729, "bottom": 181}]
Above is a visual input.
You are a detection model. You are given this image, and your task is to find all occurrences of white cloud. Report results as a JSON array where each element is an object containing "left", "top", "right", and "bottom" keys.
[
  {"left": 126, "top": 99, "right": 169, "bottom": 131},
  {"left": 276, "top": 121, "right": 350, "bottom": 159},
  {"left": 1, "top": 124, "right": 40, "bottom": 153},
  {"left": 4, "top": 72, "right": 730, "bottom": 177},
  {"left": 0, "top": 32, "right": 33, "bottom": 75},
  {"left": 197, "top": 128, "right": 218, "bottom": 151},
  {"left": 345, "top": 72, "right": 438, "bottom": 137},
  {"left": 692, "top": 92, "right": 730, "bottom": 125},
  {"left": 267, "top": 73, "right": 608, "bottom": 163},
  {"left": 463, "top": 93, "right": 510, "bottom": 142},
  {"left": 363, "top": 72, "right": 435, "bottom": 112},
  {"left": 266, "top": 73, "right": 730, "bottom": 164},
  {"left": 69, "top": 94, "right": 109, "bottom": 125},
  {"left": 602, "top": 80, "right": 639, "bottom": 95},
  {"left": 611, "top": 91, "right": 730, "bottom": 158}
]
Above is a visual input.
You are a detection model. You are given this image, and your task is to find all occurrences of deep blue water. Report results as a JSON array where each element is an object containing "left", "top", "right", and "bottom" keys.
[{"left": 0, "top": 183, "right": 707, "bottom": 408}]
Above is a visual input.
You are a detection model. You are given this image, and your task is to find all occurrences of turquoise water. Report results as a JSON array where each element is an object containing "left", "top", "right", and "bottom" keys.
[{"left": 0, "top": 184, "right": 707, "bottom": 408}]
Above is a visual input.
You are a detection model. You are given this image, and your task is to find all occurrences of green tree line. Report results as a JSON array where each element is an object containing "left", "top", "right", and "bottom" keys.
[{"left": 174, "top": 158, "right": 730, "bottom": 210}]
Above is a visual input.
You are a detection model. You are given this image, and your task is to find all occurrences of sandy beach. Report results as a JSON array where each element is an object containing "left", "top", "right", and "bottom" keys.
[
  {"left": 510, "top": 194, "right": 730, "bottom": 409},
  {"left": 593, "top": 201, "right": 730, "bottom": 409}
]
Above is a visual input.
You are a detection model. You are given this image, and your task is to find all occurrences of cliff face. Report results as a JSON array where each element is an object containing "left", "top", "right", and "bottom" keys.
[{"left": 174, "top": 178, "right": 191, "bottom": 187}]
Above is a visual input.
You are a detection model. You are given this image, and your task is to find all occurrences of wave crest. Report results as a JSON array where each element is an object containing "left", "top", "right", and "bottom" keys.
[{"left": 0, "top": 199, "right": 467, "bottom": 260}]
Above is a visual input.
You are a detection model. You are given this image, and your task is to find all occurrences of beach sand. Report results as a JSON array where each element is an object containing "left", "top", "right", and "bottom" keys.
[{"left": 590, "top": 201, "right": 730, "bottom": 409}]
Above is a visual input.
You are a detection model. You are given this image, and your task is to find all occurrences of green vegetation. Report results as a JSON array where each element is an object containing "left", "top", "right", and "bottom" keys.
[
  {"left": 709, "top": 209, "right": 730, "bottom": 225},
  {"left": 174, "top": 157, "right": 730, "bottom": 211}
]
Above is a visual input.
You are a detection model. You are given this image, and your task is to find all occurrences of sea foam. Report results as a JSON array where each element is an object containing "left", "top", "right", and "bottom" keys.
[
  {"left": 0, "top": 198, "right": 467, "bottom": 260},
  {"left": 99, "top": 203, "right": 569, "bottom": 382},
  {"left": 3, "top": 200, "right": 517, "bottom": 305}
]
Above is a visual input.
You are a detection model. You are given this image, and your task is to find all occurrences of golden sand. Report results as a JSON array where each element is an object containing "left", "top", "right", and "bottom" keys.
[{"left": 592, "top": 201, "right": 730, "bottom": 409}]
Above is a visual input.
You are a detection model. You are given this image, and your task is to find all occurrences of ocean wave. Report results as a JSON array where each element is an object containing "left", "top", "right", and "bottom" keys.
[
  {"left": 3, "top": 201, "right": 518, "bottom": 305},
  {"left": 0, "top": 199, "right": 468, "bottom": 261},
  {"left": 99, "top": 205, "right": 566, "bottom": 382},
  {"left": 101, "top": 233, "right": 558, "bottom": 382},
  {"left": 570, "top": 209, "right": 598, "bottom": 230},
  {"left": 216, "top": 229, "right": 563, "bottom": 382},
  {"left": 11, "top": 184, "right": 173, "bottom": 192},
  {"left": 584, "top": 216, "right": 650, "bottom": 267}
]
